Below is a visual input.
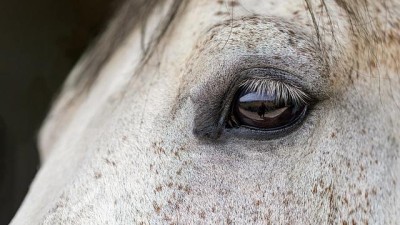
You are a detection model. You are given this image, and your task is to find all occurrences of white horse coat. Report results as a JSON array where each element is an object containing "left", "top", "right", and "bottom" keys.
[{"left": 12, "top": 0, "right": 400, "bottom": 224}]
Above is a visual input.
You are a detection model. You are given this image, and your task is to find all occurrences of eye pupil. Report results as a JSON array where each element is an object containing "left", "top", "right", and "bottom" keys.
[{"left": 231, "top": 88, "right": 307, "bottom": 130}]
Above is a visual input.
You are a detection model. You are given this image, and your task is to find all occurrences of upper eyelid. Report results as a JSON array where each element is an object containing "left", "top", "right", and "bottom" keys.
[
  {"left": 232, "top": 67, "right": 319, "bottom": 103},
  {"left": 239, "top": 78, "right": 311, "bottom": 105}
]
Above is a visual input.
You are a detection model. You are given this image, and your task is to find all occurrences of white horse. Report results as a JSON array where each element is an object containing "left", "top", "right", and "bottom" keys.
[{"left": 12, "top": 0, "right": 400, "bottom": 224}]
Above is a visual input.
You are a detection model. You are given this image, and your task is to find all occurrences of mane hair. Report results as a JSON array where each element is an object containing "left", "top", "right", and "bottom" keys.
[{"left": 64, "top": 0, "right": 184, "bottom": 95}]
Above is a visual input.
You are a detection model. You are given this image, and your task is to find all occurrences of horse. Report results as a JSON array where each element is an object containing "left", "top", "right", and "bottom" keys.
[{"left": 11, "top": 0, "right": 400, "bottom": 224}]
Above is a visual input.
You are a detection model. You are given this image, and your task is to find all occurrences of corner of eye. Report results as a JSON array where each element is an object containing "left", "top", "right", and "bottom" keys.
[{"left": 192, "top": 126, "right": 222, "bottom": 140}]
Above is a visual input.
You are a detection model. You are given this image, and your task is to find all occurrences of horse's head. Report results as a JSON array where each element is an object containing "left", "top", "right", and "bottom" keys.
[{"left": 12, "top": 0, "right": 400, "bottom": 224}]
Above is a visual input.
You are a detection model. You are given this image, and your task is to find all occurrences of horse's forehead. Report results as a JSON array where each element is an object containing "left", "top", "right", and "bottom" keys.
[{"left": 12, "top": 0, "right": 400, "bottom": 224}]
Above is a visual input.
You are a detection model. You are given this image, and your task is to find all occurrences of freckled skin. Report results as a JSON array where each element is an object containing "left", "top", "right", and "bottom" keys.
[{"left": 12, "top": 0, "right": 400, "bottom": 224}]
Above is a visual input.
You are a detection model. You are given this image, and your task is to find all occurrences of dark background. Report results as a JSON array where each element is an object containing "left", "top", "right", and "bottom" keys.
[{"left": 0, "top": 0, "right": 118, "bottom": 223}]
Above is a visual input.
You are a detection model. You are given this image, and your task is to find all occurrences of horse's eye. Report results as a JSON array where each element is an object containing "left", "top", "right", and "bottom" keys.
[{"left": 228, "top": 79, "right": 309, "bottom": 131}]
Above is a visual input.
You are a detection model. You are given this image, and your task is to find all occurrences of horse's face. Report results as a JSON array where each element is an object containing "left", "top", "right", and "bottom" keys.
[{"left": 13, "top": 0, "right": 400, "bottom": 224}]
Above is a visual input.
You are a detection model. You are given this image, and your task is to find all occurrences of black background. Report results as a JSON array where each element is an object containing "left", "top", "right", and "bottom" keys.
[{"left": 0, "top": 0, "right": 117, "bottom": 223}]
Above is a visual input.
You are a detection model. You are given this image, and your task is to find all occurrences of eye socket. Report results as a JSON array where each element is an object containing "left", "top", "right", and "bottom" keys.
[{"left": 228, "top": 78, "right": 309, "bottom": 131}]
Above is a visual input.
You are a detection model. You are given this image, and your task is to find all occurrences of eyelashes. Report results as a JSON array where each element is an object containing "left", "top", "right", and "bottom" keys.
[{"left": 239, "top": 77, "right": 311, "bottom": 106}]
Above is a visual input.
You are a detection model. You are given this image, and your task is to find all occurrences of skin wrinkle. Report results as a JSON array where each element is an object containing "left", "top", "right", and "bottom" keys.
[{"left": 11, "top": 0, "right": 400, "bottom": 224}]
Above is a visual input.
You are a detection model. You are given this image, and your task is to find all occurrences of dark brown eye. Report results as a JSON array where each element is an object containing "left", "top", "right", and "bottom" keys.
[{"left": 229, "top": 81, "right": 308, "bottom": 131}]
